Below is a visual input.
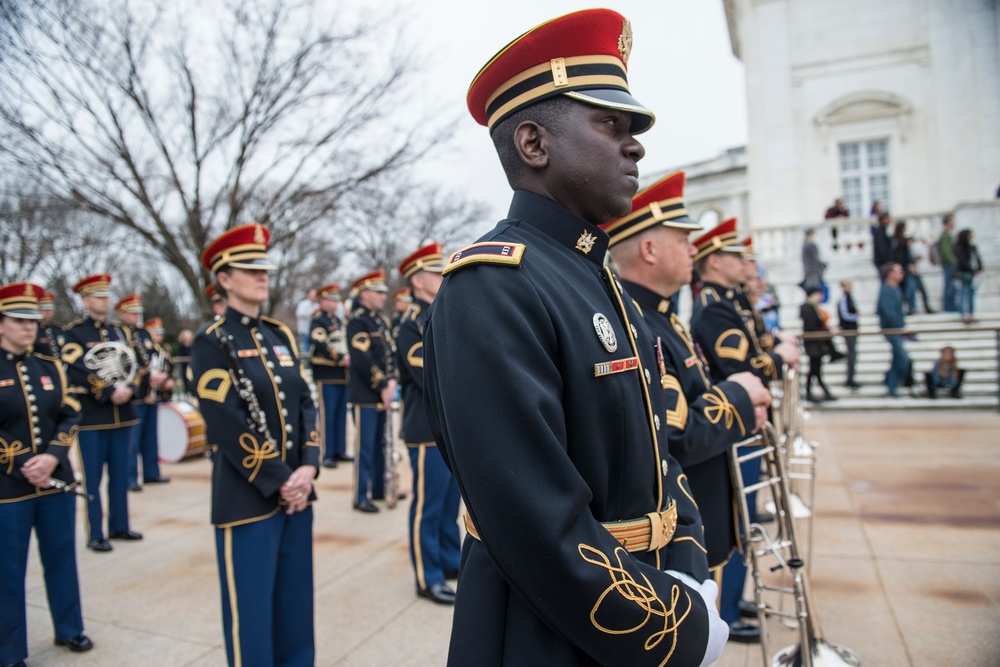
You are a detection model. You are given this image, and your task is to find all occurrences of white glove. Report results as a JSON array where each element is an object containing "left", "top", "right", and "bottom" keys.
[{"left": 665, "top": 571, "right": 729, "bottom": 667}]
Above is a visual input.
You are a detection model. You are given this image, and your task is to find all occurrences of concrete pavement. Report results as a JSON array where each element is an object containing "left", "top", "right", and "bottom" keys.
[{"left": 21, "top": 409, "right": 1000, "bottom": 666}]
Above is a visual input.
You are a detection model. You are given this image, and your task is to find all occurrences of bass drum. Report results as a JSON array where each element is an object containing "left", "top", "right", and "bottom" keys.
[{"left": 158, "top": 401, "right": 208, "bottom": 463}]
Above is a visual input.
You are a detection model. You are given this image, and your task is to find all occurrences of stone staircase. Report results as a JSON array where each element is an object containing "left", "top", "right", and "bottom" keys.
[{"left": 783, "top": 311, "right": 1000, "bottom": 411}]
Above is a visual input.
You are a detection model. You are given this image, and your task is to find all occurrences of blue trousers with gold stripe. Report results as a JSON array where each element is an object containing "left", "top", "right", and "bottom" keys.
[
  {"left": 319, "top": 383, "right": 348, "bottom": 459},
  {"left": 0, "top": 493, "right": 84, "bottom": 664},
  {"left": 353, "top": 406, "right": 385, "bottom": 504},
  {"left": 407, "top": 444, "right": 461, "bottom": 590},
  {"left": 78, "top": 426, "right": 133, "bottom": 541},
  {"left": 215, "top": 507, "right": 314, "bottom": 667},
  {"left": 128, "top": 403, "right": 162, "bottom": 485}
]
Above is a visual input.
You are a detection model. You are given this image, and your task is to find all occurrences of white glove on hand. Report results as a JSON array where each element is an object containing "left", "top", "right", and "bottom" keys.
[{"left": 665, "top": 571, "right": 729, "bottom": 667}]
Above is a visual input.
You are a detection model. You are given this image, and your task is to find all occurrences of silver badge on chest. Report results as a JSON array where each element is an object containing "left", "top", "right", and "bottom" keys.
[{"left": 592, "top": 313, "right": 618, "bottom": 353}]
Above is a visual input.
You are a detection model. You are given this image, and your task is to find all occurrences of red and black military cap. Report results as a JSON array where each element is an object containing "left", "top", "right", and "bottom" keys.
[
  {"left": 72, "top": 273, "right": 112, "bottom": 298},
  {"left": 602, "top": 171, "right": 703, "bottom": 246},
  {"left": 317, "top": 284, "right": 342, "bottom": 300},
  {"left": 693, "top": 217, "right": 745, "bottom": 263},
  {"left": 200, "top": 224, "right": 276, "bottom": 273},
  {"left": 114, "top": 293, "right": 143, "bottom": 313},
  {"left": 398, "top": 242, "right": 445, "bottom": 280},
  {"left": 0, "top": 281, "right": 45, "bottom": 320},
  {"left": 351, "top": 270, "right": 388, "bottom": 295},
  {"left": 466, "top": 8, "right": 654, "bottom": 134}
]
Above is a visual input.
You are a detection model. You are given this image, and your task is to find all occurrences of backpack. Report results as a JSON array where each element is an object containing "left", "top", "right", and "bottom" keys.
[{"left": 929, "top": 238, "right": 941, "bottom": 266}]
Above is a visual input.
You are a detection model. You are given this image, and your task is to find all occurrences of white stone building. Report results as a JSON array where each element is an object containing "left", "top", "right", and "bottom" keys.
[{"left": 648, "top": 0, "right": 1000, "bottom": 319}]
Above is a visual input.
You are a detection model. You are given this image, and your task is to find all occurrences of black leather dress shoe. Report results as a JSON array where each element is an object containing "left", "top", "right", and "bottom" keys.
[
  {"left": 3, "top": 660, "right": 27, "bottom": 667},
  {"left": 417, "top": 582, "right": 456, "bottom": 605},
  {"left": 144, "top": 476, "right": 170, "bottom": 484},
  {"left": 322, "top": 458, "right": 338, "bottom": 468},
  {"left": 756, "top": 511, "right": 775, "bottom": 524},
  {"left": 55, "top": 634, "right": 94, "bottom": 652},
  {"left": 109, "top": 529, "right": 144, "bottom": 540},
  {"left": 353, "top": 500, "right": 379, "bottom": 513},
  {"left": 128, "top": 483, "right": 143, "bottom": 492},
  {"left": 444, "top": 569, "right": 459, "bottom": 580},
  {"left": 737, "top": 598, "right": 758, "bottom": 619},
  {"left": 87, "top": 539, "right": 112, "bottom": 552},
  {"left": 727, "top": 620, "right": 761, "bottom": 643},
  {"left": 333, "top": 453, "right": 354, "bottom": 462},
  {"left": 372, "top": 492, "right": 407, "bottom": 501}
]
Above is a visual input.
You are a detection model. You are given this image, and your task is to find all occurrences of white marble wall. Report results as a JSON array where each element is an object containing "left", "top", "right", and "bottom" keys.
[{"left": 725, "top": 0, "right": 1000, "bottom": 230}]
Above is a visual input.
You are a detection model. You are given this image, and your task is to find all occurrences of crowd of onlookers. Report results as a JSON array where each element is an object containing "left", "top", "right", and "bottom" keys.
[{"left": 769, "top": 198, "right": 983, "bottom": 401}]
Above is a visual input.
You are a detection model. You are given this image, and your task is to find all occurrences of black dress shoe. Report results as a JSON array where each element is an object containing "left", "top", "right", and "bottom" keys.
[
  {"left": 756, "top": 511, "right": 775, "bottom": 524},
  {"left": 417, "top": 582, "right": 456, "bottom": 605},
  {"left": 737, "top": 598, "right": 758, "bottom": 619},
  {"left": 333, "top": 453, "right": 354, "bottom": 462},
  {"left": 109, "top": 529, "right": 144, "bottom": 540},
  {"left": 55, "top": 634, "right": 94, "bottom": 652},
  {"left": 353, "top": 500, "right": 379, "bottom": 513},
  {"left": 444, "top": 569, "right": 459, "bottom": 580},
  {"left": 321, "top": 458, "right": 338, "bottom": 468},
  {"left": 3, "top": 661, "right": 27, "bottom": 667},
  {"left": 87, "top": 539, "right": 112, "bottom": 552},
  {"left": 727, "top": 620, "right": 761, "bottom": 643},
  {"left": 128, "top": 483, "right": 143, "bottom": 492},
  {"left": 144, "top": 476, "right": 170, "bottom": 484},
  {"left": 372, "top": 492, "right": 407, "bottom": 501}
]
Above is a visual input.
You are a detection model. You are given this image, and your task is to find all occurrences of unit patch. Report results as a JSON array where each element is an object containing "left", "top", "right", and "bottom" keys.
[{"left": 443, "top": 242, "right": 525, "bottom": 275}]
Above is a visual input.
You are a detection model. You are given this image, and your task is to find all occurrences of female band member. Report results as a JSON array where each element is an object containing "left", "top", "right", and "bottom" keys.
[
  {"left": 0, "top": 282, "right": 91, "bottom": 666},
  {"left": 189, "top": 225, "right": 320, "bottom": 667}
]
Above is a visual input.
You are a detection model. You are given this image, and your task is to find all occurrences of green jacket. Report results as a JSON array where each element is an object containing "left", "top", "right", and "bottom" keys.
[{"left": 937, "top": 232, "right": 957, "bottom": 267}]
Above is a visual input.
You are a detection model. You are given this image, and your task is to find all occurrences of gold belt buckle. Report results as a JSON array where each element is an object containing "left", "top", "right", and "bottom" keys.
[{"left": 645, "top": 499, "right": 678, "bottom": 552}]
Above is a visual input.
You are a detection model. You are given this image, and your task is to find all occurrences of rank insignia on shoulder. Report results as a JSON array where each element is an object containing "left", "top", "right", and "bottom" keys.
[{"left": 443, "top": 242, "right": 525, "bottom": 275}]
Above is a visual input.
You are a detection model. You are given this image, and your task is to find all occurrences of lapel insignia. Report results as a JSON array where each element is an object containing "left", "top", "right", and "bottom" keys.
[
  {"left": 592, "top": 313, "right": 618, "bottom": 353},
  {"left": 576, "top": 231, "right": 596, "bottom": 255}
]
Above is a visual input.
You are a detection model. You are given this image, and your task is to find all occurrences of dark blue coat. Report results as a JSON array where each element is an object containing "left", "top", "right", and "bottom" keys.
[
  {"left": 61, "top": 316, "right": 138, "bottom": 429},
  {"left": 624, "top": 279, "right": 754, "bottom": 568},
  {"left": 309, "top": 310, "right": 349, "bottom": 384},
  {"left": 0, "top": 350, "right": 81, "bottom": 501},
  {"left": 347, "top": 308, "right": 395, "bottom": 406},
  {"left": 424, "top": 191, "right": 710, "bottom": 666},
  {"left": 395, "top": 298, "right": 433, "bottom": 445},
  {"left": 189, "top": 308, "right": 320, "bottom": 526}
]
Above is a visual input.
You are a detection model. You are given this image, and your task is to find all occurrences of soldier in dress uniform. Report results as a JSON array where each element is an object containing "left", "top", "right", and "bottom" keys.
[
  {"left": 605, "top": 172, "right": 772, "bottom": 643},
  {"left": 34, "top": 290, "right": 67, "bottom": 360},
  {"left": 690, "top": 219, "right": 799, "bottom": 387},
  {"left": 309, "top": 284, "right": 352, "bottom": 469},
  {"left": 689, "top": 219, "right": 801, "bottom": 638},
  {"left": 61, "top": 274, "right": 142, "bottom": 552},
  {"left": 115, "top": 294, "right": 170, "bottom": 491},
  {"left": 0, "top": 282, "right": 92, "bottom": 666},
  {"left": 395, "top": 243, "right": 461, "bottom": 605},
  {"left": 422, "top": 9, "right": 727, "bottom": 665},
  {"left": 389, "top": 287, "right": 412, "bottom": 339},
  {"left": 346, "top": 270, "right": 397, "bottom": 513},
  {"left": 189, "top": 224, "right": 320, "bottom": 667},
  {"left": 144, "top": 318, "right": 176, "bottom": 403}
]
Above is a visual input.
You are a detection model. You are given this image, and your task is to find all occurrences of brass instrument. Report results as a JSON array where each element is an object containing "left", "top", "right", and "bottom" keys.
[
  {"left": 83, "top": 341, "right": 138, "bottom": 389},
  {"left": 383, "top": 400, "right": 401, "bottom": 509},
  {"left": 327, "top": 327, "right": 348, "bottom": 359},
  {"left": 729, "top": 423, "right": 861, "bottom": 667}
]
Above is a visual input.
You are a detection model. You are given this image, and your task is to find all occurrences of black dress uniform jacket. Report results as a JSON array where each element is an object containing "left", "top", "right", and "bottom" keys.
[
  {"left": 395, "top": 298, "right": 433, "bottom": 445},
  {"left": 424, "top": 191, "right": 710, "bottom": 666},
  {"left": 34, "top": 322, "right": 67, "bottom": 360},
  {"left": 309, "top": 310, "right": 349, "bottom": 384},
  {"left": 691, "top": 282, "right": 783, "bottom": 385},
  {"left": 189, "top": 308, "right": 320, "bottom": 526},
  {"left": 0, "top": 350, "right": 81, "bottom": 501},
  {"left": 61, "top": 317, "right": 138, "bottom": 429},
  {"left": 624, "top": 279, "right": 755, "bottom": 568},
  {"left": 347, "top": 307, "right": 395, "bottom": 406}
]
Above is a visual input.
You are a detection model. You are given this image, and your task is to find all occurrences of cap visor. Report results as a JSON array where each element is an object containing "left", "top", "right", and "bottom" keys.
[
  {"left": 3, "top": 308, "right": 43, "bottom": 320},
  {"left": 563, "top": 89, "right": 655, "bottom": 133},
  {"left": 662, "top": 216, "right": 704, "bottom": 231},
  {"left": 228, "top": 259, "right": 277, "bottom": 271}
]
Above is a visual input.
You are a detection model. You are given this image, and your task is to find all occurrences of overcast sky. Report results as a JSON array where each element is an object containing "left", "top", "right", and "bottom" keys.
[{"left": 403, "top": 0, "right": 749, "bottom": 233}]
